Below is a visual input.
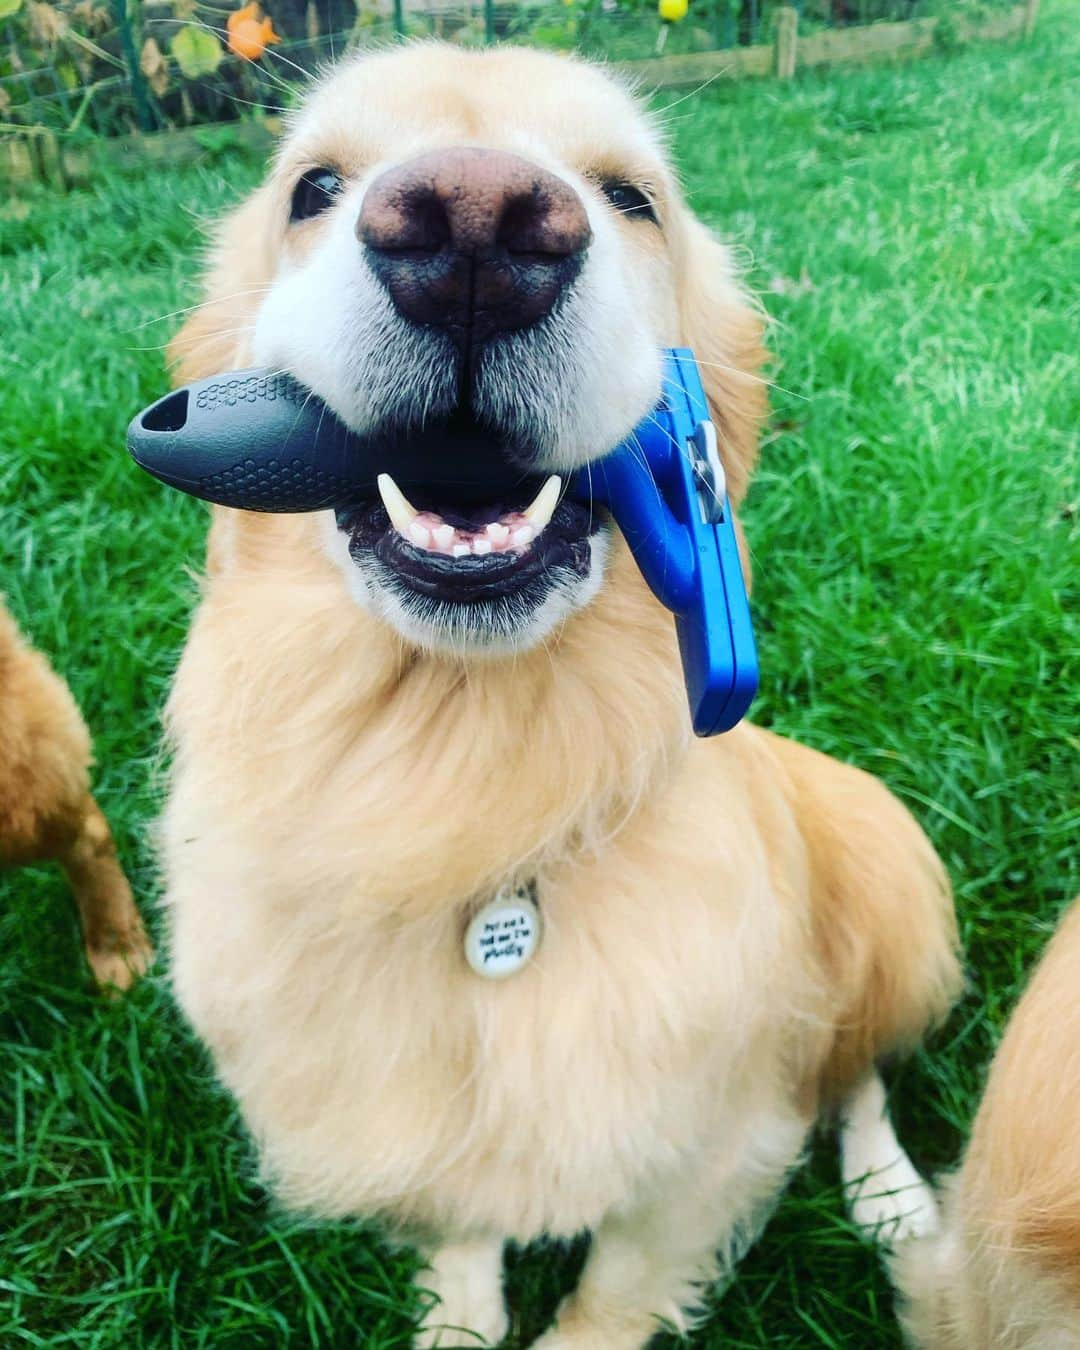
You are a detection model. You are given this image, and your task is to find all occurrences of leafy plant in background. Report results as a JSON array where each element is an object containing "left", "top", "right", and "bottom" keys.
[
  {"left": 151, "top": 4, "right": 284, "bottom": 118},
  {"left": 2, "top": 0, "right": 131, "bottom": 131},
  {"left": 0, "top": 0, "right": 298, "bottom": 138},
  {"left": 513, "top": 0, "right": 740, "bottom": 59},
  {"left": 0, "top": 0, "right": 1022, "bottom": 146}
]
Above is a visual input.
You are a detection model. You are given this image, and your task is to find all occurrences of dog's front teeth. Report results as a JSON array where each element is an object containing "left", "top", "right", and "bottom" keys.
[
  {"left": 377, "top": 473, "right": 419, "bottom": 535},
  {"left": 432, "top": 523, "right": 455, "bottom": 550},
  {"left": 376, "top": 472, "right": 557, "bottom": 558},
  {"left": 524, "top": 475, "right": 561, "bottom": 531}
]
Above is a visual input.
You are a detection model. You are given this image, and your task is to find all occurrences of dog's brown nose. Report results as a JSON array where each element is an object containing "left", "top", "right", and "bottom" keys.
[{"left": 358, "top": 148, "right": 592, "bottom": 344}]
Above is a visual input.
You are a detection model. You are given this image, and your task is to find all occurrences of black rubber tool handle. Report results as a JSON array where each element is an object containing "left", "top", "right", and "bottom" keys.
[{"left": 129, "top": 369, "right": 541, "bottom": 511}]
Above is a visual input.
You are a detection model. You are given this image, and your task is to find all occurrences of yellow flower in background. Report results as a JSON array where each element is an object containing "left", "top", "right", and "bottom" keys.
[{"left": 658, "top": 0, "right": 688, "bottom": 19}]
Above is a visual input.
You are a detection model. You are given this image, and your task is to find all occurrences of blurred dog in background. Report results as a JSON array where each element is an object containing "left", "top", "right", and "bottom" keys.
[
  {"left": 0, "top": 598, "right": 150, "bottom": 990},
  {"left": 897, "top": 896, "right": 1080, "bottom": 1349}
]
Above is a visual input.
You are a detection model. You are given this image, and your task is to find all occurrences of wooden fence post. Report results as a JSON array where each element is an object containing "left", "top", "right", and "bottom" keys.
[
  {"left": 775, "top": 6, "right": 798, "bottom": 79},
  {"left": 1023, "top": 0, "right": 1040, "bottom": 38},
  {"left": 24, "top": 130, "right": 69, "bottom": 191}
]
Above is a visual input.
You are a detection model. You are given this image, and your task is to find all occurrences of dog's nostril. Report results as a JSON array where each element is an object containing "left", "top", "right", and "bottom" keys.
[
  {"left": 368, "top": 187, "right": 452, "bottom": 256},
  {"left": 497, "top": 193, "right": 586, "bottom": 259},
  {"left": 413, "top": 192, "right": 453, "bottom": 252},
  {"left": 358, "top": 148, "right": 592, "bottom": 342}
]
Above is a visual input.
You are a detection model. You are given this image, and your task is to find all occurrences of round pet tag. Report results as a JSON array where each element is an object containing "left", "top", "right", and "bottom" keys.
[{"left": 464, "top": 884, "right": 541, "bottom": 980}]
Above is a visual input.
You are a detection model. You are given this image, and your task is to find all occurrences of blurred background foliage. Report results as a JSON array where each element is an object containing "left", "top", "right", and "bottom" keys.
[{"left": 0, "top": 0, "right": 1018, "bottom": 140}]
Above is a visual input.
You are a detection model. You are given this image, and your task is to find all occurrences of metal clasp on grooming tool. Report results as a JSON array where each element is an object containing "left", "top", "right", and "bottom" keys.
[{"left": 689, "top": 420, "right": 726, "bottom": 524}]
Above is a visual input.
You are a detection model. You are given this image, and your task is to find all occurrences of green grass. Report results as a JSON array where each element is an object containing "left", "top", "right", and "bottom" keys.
[{"left": 1, "top": 10, "right": 1077, "bottom": 1346}]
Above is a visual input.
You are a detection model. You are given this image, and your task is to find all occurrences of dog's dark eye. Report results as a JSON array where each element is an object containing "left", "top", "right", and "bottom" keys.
[
  {"left": 290, "top": 168, "right": 344, "bottom": 223},
  {"left": 601, "top": 182, "right": 657, "bottom": 224}
]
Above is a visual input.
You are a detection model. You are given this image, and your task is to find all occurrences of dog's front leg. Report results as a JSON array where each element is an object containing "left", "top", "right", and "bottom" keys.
[
  {"left": 533, "top": 1137, "right": 801, "bottom": 1350},
  {"left": 531, "top": 1208, "right": 712, "bottom": 1350},
  {"left": 60, "top": 794, "right": 152, "bottom": 992},
  {"left": 414, "top": 1235, "right": 509, "bottom": 1348}
]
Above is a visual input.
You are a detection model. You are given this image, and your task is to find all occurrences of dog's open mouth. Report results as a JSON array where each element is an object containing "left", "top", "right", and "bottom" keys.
[{"left": 334, "top": 469, "right": 601, "bottom": 618}]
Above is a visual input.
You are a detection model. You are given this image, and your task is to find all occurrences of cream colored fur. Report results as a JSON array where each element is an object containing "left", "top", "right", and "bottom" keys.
[
  {"left": 162, "top": 44, "right": 961, "bottom": 1346},
  {"left": 896, "top": 898, "right": 1080, "bottom": 1350}
]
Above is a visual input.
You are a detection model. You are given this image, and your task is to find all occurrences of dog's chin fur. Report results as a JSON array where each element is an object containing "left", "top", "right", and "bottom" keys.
[{"left": 163, "top": 42, "right": 962, "bottom": 1348}]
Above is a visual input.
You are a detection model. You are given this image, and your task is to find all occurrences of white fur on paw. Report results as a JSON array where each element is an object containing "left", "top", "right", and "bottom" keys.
[
  {"left": 840, "top": 1073, "right": 940, "bottom": 1246},
  {"left": 843, "top": 1148, "right": 940, "bottom": 1244},
  {"left": 415, "top": 1305, "right": 509, "bottom": 1349},
  {"left": 532, "top": 1328, "right": 612, "bottom": 1350},
  {"left": 415, "top": 1246, "right": 509, "bottom": 1348},
  {"left": 532, "top": 1305, "right": 654, "bottom": 1350}
]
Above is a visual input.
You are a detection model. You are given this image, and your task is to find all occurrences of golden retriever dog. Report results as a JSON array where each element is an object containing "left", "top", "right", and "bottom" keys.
[
  {"left": 163, "top": 44, "right": 961, "bottom": 1346},
  {"left": 896, "top": 897, "right": 1080, "bottom": 1349},
  {"left": 0, "top": 598, "right": 151, "bottom": 990}
]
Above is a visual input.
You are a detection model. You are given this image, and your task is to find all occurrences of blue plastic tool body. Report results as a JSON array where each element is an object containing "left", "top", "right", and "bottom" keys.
[
  {"left": 127, "top": 347, "right": 757, "bottom": 734},
  {"left": 572, "top": 350, "right": 758, "bottom": 735}
]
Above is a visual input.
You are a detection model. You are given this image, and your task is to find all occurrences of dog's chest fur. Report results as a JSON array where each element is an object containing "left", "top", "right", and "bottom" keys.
[
  {"left": 170, "top": 826, "right": 805, "bottom": 1243},
  {"left": 164, "top": 569, "right": 817, "bottom": 1242}
]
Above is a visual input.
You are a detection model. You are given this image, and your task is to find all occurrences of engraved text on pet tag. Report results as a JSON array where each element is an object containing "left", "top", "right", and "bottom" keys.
[{"left": 464, "top": 883, "right": 541, "bottom": 980}]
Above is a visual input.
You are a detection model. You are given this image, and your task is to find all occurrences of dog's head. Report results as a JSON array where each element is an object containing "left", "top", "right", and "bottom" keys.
[{"left": 172, "top": 44, "right": 765, "bottom": 655}]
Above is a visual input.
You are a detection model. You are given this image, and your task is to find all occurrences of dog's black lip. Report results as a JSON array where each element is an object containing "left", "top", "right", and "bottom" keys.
[
  {"left": 379, "top": 532, "right": 563, "bottom": 602},
  {"left": 337, "top": 500, "right": 597, "bottom": 604}
]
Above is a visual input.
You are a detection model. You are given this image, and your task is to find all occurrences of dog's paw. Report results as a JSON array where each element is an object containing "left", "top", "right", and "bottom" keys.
[
  {"left": 87, "top": 921, "right": 154, "bottom": 994},
  {"left": 532, "top": 1329, "right": 607, "bottom": 1350},
  {"left": 844, "top": 1152, "right": 939, "bottom": 1245},
  {"left": 840, "top": 1072, "right": 939, "bottom": 1246},
  {"left": 415, "top": 1303, "right": 508, "bottom": 1349},
  {"left": 414, "top": 1240, "right": 509, "bottom": 1348},
  {"left": 532, "top": 1304, "right": 656, "bottom": 1350},
  {"left": 533, "top": 1327, "right": 649, "bottom": 1349}
]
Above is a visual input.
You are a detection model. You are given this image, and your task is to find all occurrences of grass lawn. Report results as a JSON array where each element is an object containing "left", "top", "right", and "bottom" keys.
[{"left": 1, "top": 8, "right": 1077, "bottom": 1346}]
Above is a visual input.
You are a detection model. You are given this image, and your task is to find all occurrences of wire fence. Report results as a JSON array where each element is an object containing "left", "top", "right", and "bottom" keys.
[{"left": 0, "top": 0, "right": 1022, "bottom": 145}]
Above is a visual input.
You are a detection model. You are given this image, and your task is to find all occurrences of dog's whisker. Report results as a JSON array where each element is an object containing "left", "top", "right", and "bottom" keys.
[
  {"left": 128, "top": 323, "right": 257, "bottom": 356},
  {"left": 667, "top": 353, "right": 770, "bottom": 386},
  {"left": 134, "top": 288, "right": 274, "bottom": 332},
  {"left": 213, "top": 90, "right": 290, "bottom": 116},
  {"left": 650, "top": 69, "right": 731, "bottom": 118},
  {"left": 669, "top": 354, "right": 801, "bottom": 400}
]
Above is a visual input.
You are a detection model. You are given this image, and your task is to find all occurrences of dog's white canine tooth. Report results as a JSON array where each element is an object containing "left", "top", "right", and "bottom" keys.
[
  {"left": 408, "top": 521, "right": 432, "bottom": 548},
  {"left": 377, "top": 473, "right": 419, "bottom": 535},
  {"left": 512, "top": 525, "right": 536, "bottom": 547},
  {"left": 525, "top": 475, "right": 562, "bottom": 530},
  {"left": 432, "top": 524, "right": 455, "bottom": 550}
]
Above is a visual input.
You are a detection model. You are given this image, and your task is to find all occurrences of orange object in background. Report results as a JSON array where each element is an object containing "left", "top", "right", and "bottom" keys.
[{"left": 227, "top": 2, "right": 281, "bottom": 60}]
